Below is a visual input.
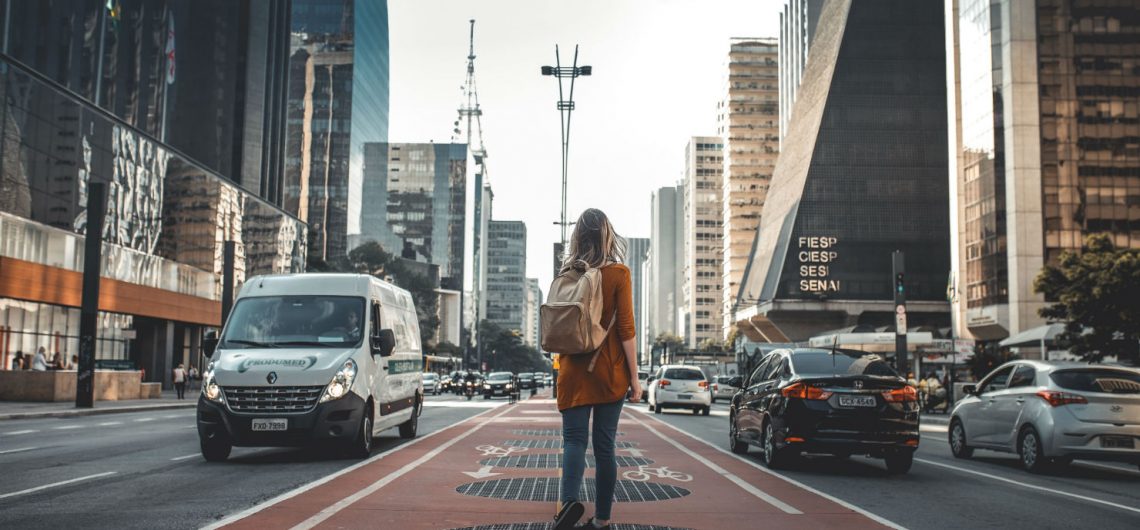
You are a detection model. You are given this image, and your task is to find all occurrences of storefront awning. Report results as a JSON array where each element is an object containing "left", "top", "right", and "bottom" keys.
[{"left": 998, "top": 324, "right": 1067, "bottom": 348}]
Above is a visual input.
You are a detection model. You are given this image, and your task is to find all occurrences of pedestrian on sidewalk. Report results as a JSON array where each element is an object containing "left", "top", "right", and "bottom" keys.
[
  {"left": 552, "top": 209, "right": 641, "bottom": 530},
  {"left": 32, "top": 347, "right": 48, "bottom": 371},
  {"left": 188, "top": 365, "right": 199, "bottom": 392},
  {"left": 172, "top": 363, "right": 187, "bottom": 400},
  {"left": 11, "top": 351, "right": 25, "bottom": 370}
]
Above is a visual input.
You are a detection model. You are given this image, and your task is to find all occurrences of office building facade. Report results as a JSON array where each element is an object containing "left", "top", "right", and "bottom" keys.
[
  {"left": 523, "top": 278, "right": 542, "bottom": 349},
  {"left": 683, "top": 137, "right": 725, "bottom": 348},
  {"left": 625, "top": 237, "right": 650, "bottom": 358},
  {"left": 946, "top": 0, "right": 1140, "bottom": 342},
  {"left": 647, "top": 186, "right": 684, "bottom": 348},
  {"left": 736, "top": 0, "right": 950, "bottom": 342},
  {"left": 719, "top": 38, "right": 780, "bottom": 340},
  {"left": 779, "top": 0, "right": 825, "bottom": 144},
  {"left": 357, "top": 142, "right": 466, "bottom": 289},
  {"left": 486, "top": 221, "right": 526, "bottom": 333},
  {"left": 284, "top": 0, "right": 389, "bottom": 262}
]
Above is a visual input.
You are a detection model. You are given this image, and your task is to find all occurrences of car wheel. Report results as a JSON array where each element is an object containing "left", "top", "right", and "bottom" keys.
[
  {"left": 884, "top": 451, "right": 914, "bottom": 474},
  {"left": 949, "top": 419, "right": 974, "bottom": 459},
  {"left": 761, "top": 421, "right": 792, "bottom": 469},
  {"left": 1018, "top": 426, "right": 1048, "bottom": 473},
  {"left": 729, "top": 413, "right": 749, "bottom": 455},
  {"left": 654, "top": 402, "right": 662, "bottom": 414},
  {"left": 398, "top": 395, "right": 420, "bottom": 439},
  {"left": 692, "top": 407, "right": 700, "bottom": 415},
  {"left": 200, "top": 433, "right": 231, "bottom": 462},
  {"left": 702, "top": 406, "right": 710, "bottom": 416},
  {"left": 348, "top": 409, "right": 374, "bottom": 458},
  {"left": 484, "top": 394, "right": 490, "bottom": 400},
  {"left": 711, "top": 397, "right": 717, "bottom": 404}
]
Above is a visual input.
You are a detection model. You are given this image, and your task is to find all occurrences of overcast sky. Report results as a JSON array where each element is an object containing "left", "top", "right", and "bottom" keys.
[{"left": 388, "top": 0, "right": 782, "bottom": 289}]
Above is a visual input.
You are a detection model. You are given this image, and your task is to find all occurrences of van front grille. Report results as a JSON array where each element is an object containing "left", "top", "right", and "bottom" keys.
[{"left": 223, "top": 386, "right": 325, "bottom": 413}]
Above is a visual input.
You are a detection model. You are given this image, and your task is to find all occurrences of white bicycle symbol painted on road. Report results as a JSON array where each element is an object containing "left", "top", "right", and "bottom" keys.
[
  {"left": 622, "top": 465, "right": 692, "bottom": 483},
  {"left": 476, "top": 444, "right": 528, "bottom": 457}
]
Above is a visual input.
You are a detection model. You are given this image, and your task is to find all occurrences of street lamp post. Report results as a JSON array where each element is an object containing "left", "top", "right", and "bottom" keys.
[{"left": 542, "top": 45, "right": 591, "bottom": 400}]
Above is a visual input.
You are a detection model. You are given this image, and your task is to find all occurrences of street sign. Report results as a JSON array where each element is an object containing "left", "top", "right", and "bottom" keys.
[{"left": 895, "top": 311, "right": 907, "bottom": 334}]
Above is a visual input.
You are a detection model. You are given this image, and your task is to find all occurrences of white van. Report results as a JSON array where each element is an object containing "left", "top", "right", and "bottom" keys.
[{"left": 196, "top": 274, "right": 423, "bottom": 461}]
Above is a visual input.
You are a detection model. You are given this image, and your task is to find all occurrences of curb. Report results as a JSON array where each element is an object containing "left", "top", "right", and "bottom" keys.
[{"left": 0, "top": 402, "right": 197, "bottom": 421}]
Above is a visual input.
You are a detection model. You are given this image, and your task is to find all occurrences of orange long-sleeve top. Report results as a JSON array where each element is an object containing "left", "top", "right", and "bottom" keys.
[{"left": 556, "top": 263, "right": 637, "bottom": 411}]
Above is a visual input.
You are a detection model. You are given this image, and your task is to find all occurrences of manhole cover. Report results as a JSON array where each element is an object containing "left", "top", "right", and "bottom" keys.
[
  {"left": 456, "top": 478, "right": 690, "bottom": 502},
  {"left": 448, "top": 524, "right": 691, "bottom": 530},
  {"left": 503, "top": 439, "right": 636, "bottom": 449},
  {"left": 480, "top": 454, "right": 652, "bottom": 469},
  {"left": 511, "top": 429, "right": 625, "bottom": 437}
]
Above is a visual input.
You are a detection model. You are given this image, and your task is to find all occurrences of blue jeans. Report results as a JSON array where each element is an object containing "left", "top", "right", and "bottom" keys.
[{"left": 560, "top": 399, "right": 624, "bottom": 521}]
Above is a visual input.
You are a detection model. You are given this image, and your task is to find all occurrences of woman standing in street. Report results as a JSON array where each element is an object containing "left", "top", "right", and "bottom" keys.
[{"left": 553, "top": 209, "right": 641, "bottom": 530}]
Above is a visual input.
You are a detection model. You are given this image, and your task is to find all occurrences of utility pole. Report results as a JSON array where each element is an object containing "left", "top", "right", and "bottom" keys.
[
  {"left": 893, "top": 251, "right": 908, "bottom": 376},
  {"left": 76, "top": 182, "right": 106, "bottom": 408}
]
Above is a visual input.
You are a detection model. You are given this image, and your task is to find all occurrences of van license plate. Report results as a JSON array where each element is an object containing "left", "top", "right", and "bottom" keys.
[
  {"left": 252, "top": 418, "right": 288, "bottom": 431},
  {"left": 839, "top": 395, "right": 876, "bottom": 407},
  {"left": 1101, "top": 435, "right": 1134, "bottom": 449}
]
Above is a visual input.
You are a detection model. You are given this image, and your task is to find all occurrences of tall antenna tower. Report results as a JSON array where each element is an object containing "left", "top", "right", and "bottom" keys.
[{"left": 453, "top": 19, "right": 490, "bottom": 369}]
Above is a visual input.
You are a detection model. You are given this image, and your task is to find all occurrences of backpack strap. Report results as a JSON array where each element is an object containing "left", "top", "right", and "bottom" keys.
[{"left": 586, "top": 283, "right": 620, "bottom": 373}]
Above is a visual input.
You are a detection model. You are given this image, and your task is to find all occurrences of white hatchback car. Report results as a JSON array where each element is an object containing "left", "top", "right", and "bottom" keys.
[
  {"left": 648, "top": 365, "right": 712, "bottom": 415},
  {"left": 949, "top": 360, "right": 1140, "bottom": 472}
]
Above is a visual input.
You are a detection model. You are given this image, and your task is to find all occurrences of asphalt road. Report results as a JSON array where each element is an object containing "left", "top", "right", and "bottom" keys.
[
  {"left": 632, "top": 400, "right": 1140, "bottom": 530},
  {"left": 0, "top": 393, "right": 497, "bottom": 529}
]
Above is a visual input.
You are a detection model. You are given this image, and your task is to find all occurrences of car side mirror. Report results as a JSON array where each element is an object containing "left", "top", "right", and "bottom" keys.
[
  {"left": 202, "top": 330, "right": 219, "bottom": 357},
  {"left": 727, "top": 376, "right": 742, "bottom": 388},
  {"left": 963, "top": 384, "right": 976, "bottom": 396},
  {"left": 372, "top": 329, "right": 396, "bottom": 357}
]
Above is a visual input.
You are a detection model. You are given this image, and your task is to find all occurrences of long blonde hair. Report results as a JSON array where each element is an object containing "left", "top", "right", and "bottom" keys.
[{"left": 560, "top": 208, "right": 627, "bottom": 273}]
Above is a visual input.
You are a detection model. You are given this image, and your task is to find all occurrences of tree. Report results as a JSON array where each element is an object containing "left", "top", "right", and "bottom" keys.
[
  {"left": 479, "top": 320, "right": 549, "bottom": 373},
  {"left": 344, "top": 242, "right": 441, "bottom": 348},
  {"left": 697, "top": 338, "right": 727, "bottom": 353},
  {"left": 1033, "top": 233, "right": 1140, "bottom": 364},
  {"left": 653, "top": 332, "right": 685, "bottom": 364}
]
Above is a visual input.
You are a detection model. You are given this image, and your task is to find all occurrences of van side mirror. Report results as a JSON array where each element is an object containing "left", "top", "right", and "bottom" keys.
[
  {"left": 372, "top": 329, "right": 396, "bottom": 357},
  {"left": 202, "top": 330, "right": 219, "bottom": 357},
  {"left": 963, "top": 384, "right": 976, "bottom": 396}
]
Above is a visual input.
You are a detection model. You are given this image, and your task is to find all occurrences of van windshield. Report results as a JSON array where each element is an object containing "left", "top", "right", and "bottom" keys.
[{"left": 221, "top": 296, "right": 366, "bottom": 349}]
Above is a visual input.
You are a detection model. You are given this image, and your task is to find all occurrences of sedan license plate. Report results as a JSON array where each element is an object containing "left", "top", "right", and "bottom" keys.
[
  {"left": 252, "top": 418, "right": 288, "bottom": 431},
  {"left": 676, "top": 394, "right": 692, "bottom": 400},
  {"left": 838, "top": 395, "right": 877, "bottom": 407},
  {"left": 1101, "top": 435, "right": 1135, "bottom": 449}
]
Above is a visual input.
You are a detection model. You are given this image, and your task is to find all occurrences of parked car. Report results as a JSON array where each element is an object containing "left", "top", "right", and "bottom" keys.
[
  {"left": 727, "top": 348, "right": 919, "bottom": 474},
  {"left": 949, "top": 361, "right": 1140, "bottom": 473},
  {"left": 714, "top": 375, "right": 740, "bottom": 403},
  {"left": 648, "top": 365, "right": 712, "bottom": 415},
  {"left": 482, "top": 371, "right": 515, "bottom": 399},
  {"left": 423, "top": 373, "right": 440, "bottom": 395}
]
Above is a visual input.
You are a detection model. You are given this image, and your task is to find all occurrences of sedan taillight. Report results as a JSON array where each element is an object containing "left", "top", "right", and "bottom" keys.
[
  {"left": 882, "top": 385, "right": 918, "bottom": 403},
  {"left": 781, "top": 382, "right": 832, "bottom": 400},
  {"left": 659, "top": 379, "right": 671, "bottom": 388},
  {"left": 698, "top": 381, "right": 708, "bottom": 389},
  {"left": 1036, "top": 390, "right": 1088, "bottom": 407}
]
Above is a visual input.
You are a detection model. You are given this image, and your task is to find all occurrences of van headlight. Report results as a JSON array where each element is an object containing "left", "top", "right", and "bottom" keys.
[
  {"left": 202, "top": 362, "right": 224, "bottom": 403},
  {"left": 320, "top": 359, "right": 358, "bottom": 403}
]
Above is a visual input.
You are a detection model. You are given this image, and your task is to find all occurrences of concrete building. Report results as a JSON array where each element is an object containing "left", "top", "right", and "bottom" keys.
[
  {"left": 284, "top": 0, "right": 389, "bottom": 262},
  {"left": 356, "top": 142, "right": 467, "bottom": 290},
  {"left": 625, "top": 237, "right": 650, "bottom": 358},
  {"left": 683, "top": 137, "right": 725, "bottom": 348},
  {"left": 523, "top": 278, "right": 543, "bottom": 349},
  {"left": 647, "top": 186, "right": 685, "bottom": 350},
  {"left": 779, "top": 0, "right": 825, "bottom": 144},
  {"left": 486, "top": 221, "right": 527, "bottom": 334},
  {"left": 945, "top": 0, "right": 1140, "bottom": 344},
  {"left": 719, "top": 38, "right": 780, "bottom": 340},
  {"left": 735, "top": 0, "right": 950, "bottom": 343},
  {"left": 640, "top": 256, "right": 653, "bottom": 367}
]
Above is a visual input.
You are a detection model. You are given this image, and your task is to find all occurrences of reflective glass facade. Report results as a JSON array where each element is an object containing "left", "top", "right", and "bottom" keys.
[{"left": 486, "top": 221, "right": 526, "bottom": 333}]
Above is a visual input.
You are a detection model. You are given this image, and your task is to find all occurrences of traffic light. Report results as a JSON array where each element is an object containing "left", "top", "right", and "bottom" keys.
[{"left": 895, "top": 273, "right": 905, "bottom": 295}]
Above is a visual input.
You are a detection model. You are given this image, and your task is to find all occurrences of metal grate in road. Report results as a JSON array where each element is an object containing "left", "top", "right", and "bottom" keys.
[
  {"left": 479, "top": 454, "right": 652, "bottom": 469},
  {"left": 510, "top": 429, "right": 625, "bottom": 437},
  {"left": 447, "top": 524, "right": 692, "bottom": 530},
  {"left": 503, "top": 439, "right": 636, "bottom": 449},
  {"left": 456, "top": 478, "right": 689, "bottom": 503}
]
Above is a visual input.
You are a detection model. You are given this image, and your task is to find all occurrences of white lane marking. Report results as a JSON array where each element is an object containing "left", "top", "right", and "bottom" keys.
[
  {"left": 625, "top": 414, "right": 801, "bottom": 514},
  {"left": 0, "top": 472, "right": 117, "bottom": 500},
  {"left": 0, "top": 447, "right": 36, "bottom": 455},
  {"left": 97, "top": 422, "right": 122, "bottom": 427},
  {"left": 1, "top": 430, "right": 38, "bottom": 436},
  {"left": 290, "top": 404, "right": 517, "bottom": 530},
  {"left": 53, "top": 425, "right": 81, "bottom": 430},
  {"left": 520, "top": 410, "right": 557, "bottom": 414},
  {"left": 201, "top": 403, "right": 506, "bottom": 530},
  {"left": 134, "top": 418, "right": 155, "bottom": 422},
  {"left": 636, "top": 410, "right": 907, "bottom": 530},
  {"left": 915, "top": 458, "right": 1140, "bottom": 515},
  {"left": 170, "top": 453, "right": 200, "bottom": 461},
  {"left": 422, "top": 401, "right": 501, "bottom": 409}
]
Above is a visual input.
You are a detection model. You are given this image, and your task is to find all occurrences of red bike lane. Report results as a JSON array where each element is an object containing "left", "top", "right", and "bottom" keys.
[{"left": 215, "top": 394, "right": 897, "bottom": 530}]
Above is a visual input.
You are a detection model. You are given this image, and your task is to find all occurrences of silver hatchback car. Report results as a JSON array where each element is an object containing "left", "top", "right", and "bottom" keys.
[{"left": 949, "top": 360, "right": 1140, "bottom": 472}]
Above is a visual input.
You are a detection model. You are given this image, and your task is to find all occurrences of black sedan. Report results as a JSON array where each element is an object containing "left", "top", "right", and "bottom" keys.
[
  {"left": 727, "top": 348, "right": 920, "bottom": 474},
  {"left": 517, "top": 372, "right": 536, "bottom": 390},
  {"left": 482, "top": 372, "right": 515, "bottom": 399}
]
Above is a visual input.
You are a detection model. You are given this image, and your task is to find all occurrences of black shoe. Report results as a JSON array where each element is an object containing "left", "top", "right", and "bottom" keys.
[
  {"left": 553, "top": 501, "right": 584, "bottom": 530},
  {"left": 574, "top": 517, "right": 610, "bottom": 529}
]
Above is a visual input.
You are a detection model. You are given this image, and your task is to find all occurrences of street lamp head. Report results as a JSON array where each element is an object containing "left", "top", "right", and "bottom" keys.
[
  {"left": 578, "top": 65, "right": 592, "bottom": 76},
  {"left": 541, "top": 66, "right": 555, "bottom": 76}
]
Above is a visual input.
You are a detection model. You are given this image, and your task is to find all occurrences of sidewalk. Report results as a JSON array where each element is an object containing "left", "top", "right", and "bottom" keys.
[
  {"left": 0, "top": 390, "right": 197, "bottom": 421},
  {"left": 209, "top": 391, "right": 896, "bottom": 530}
]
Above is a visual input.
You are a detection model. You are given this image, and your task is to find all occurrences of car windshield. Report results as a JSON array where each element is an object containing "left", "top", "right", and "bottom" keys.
[
  {"left": 423, "top": 374, "right": 438, "bottom": 380},
  {"left": 488, "top": 372, "right": 513, "bottom": 381},
  {"left": 791, "top": 349, "right": 899, "bottom": 377},
  {"left": 663, "top": 368, "right": 705, "bottom": 380},
  {"left": 519, "top": 373, "right": 534, "bottom": 380},
  {"left": 1050, "top": 369, "right": 1140, "bottom": 394},
  {"left": 221, "top": 296, "right": 365, "bottom": 349}
]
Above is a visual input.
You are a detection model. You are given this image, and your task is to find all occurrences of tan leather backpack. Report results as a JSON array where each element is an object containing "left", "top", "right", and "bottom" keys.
[{"left": 540, "top": 261, "right": 614, "bottom": 372}]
